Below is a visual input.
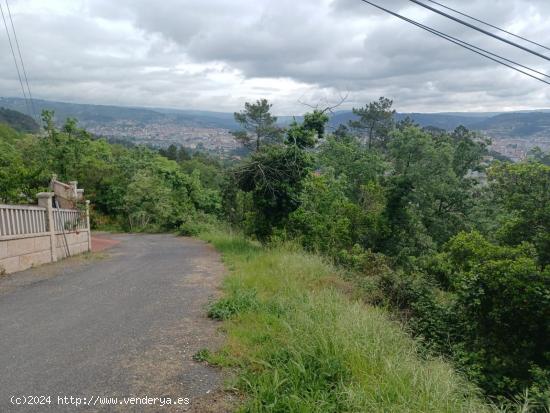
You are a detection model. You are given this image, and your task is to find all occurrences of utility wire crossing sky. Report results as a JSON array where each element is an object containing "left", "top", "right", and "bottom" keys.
[{"left": 1, "top": 0, "right": 549, "bottom": 114}]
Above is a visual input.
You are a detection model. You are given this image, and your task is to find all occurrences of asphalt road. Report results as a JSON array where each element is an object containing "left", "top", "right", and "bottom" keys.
[{"left": 0, "top": 234, "right": 228, "bottom": 412}]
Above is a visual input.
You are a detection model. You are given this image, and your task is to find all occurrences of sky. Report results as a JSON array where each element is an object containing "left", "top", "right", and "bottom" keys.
[{"left": 1, "top": 0, "right": 549, "bottom": 115}]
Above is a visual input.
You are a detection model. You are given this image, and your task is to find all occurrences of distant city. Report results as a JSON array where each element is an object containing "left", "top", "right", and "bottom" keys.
[
  {"left": 85, "top": 120, "right": 238, "bottom": 154},
  {"left": 1, "top": 97, "right": 550, "bottom": 161},
  {"left": 489, "top": 137, "right": 550, "bottom": 161}
]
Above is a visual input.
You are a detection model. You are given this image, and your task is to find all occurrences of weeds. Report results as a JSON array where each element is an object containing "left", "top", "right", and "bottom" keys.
[{"left": 201, "top": 229, "right": 494, "bottom": 412}]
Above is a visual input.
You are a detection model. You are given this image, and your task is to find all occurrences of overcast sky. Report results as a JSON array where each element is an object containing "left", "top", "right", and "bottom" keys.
[{"left": 1, "top": 0, "right": 549, "bottom": 114}]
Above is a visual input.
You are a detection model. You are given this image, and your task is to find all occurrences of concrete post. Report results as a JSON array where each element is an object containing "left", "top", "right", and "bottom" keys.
[
  {"left": 69, "top": 181, "right": 78, "bottom": 199},
  {"left": 85, "top": 200, "right": 92, "bottom": 252},
  {"left": 37, "top": 192, "right": 57, "bottom": 263}
]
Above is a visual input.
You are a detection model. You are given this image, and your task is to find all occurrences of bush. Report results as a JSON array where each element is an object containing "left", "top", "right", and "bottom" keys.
[
  {"left": 178, "top": 212, "right": 220, "bottom": 236},
  {"left": 413, "top": 232, "right": 550, "bottom": 404}
]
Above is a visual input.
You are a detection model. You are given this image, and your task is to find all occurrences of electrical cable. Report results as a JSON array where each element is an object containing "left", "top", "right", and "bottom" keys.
[
  {"left": 0, "top": 1, "right": 31, "bottom": 116},
  {"left": 358, "top": 0, "right": 550, "bottom": 86},
  {"left": 407, "top": 0, "right": 550, "bottom": 61},
  {"left": 5, "top": 0, "right": 36, "bottom": 118},
  {"left": 424, "top": 0, "right": 550, "bottom": 52}
]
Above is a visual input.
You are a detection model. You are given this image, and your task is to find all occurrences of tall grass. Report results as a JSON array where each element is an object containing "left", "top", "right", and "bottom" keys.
[{"left": 201, "top": 230, "right": 494, "bottom": 412}]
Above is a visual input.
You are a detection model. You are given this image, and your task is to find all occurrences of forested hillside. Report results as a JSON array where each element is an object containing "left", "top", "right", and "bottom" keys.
[
  {"left": 1, "top": 101, "right": 548, "bottom": 411},
  {"left": 0, "top": 107, "right": 39, "bottom": 133}
]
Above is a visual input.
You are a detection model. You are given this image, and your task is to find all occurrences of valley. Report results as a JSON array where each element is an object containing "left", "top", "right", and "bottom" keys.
[{"left": 1, "top": 97, "right": 550, "bottom": 161}]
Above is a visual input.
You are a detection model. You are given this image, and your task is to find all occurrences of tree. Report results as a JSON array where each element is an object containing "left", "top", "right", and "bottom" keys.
[
  {"left": 233, "top": 99, "right": 281, "bottom": 151},
  {"left": 0, "top": 124, "right": 26, "bottom": 202},
  {"left": 317, "top": 133, "right": 385, "bottom": 199},
  {"left": 529, "top": 147, "right": 550, "bottom": 166},
  {"left": 233, "top": 112, "right": 326, "bottom": 239},
  {"left": 488, "top": 161, "right": 550, "bottom": 269},
  {"left": 287, "top": 173, "right": 367, "bottom": 256},
  {"left": 123, "top": 170, "right": 174, "bottom": 230},
  {"left": 302, "top": 110, "right": 330, "bottom": 141},
  {"left": 378, "top": 126, "right": 486, "bottom": 261},
  {"left": 441, "top": 231, "right": 550, "bottom": 399},
  {"left": 159, "top": 144, "right": 179, "bottom": 161},
  {"left": 41, "top": 110, "right": 57, "bottom": 139},
  {"left": 349, "top": 97, "right": 395, "bottom": 149},
  {"left": 449, "top": 126, "right": 489, "bottom": 177}
]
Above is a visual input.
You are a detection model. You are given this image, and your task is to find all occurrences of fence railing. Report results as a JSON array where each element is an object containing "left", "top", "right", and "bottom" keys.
[
  {"left": 0, "top": 204, "right": 48, "bottom": 237},
  {"left": 53, "top": 208, "right": 87, "bottom": 233}
]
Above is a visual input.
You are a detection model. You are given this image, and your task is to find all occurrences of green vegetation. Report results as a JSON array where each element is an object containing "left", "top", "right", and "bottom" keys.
[
  {"left": 221, "top": 98, "right": 549, "bottom": 410},
  {"left": 1, "top": 101, "right": 548, "bottom": 411},
  {"left": 202, "top": 230, "right": 492, "bottom": 412},
  {"left": 0, "top": 107, "right": 39, "bottom": 133},
  {"left": 0, "top": 110, "right": 222, "bottom": 233}
]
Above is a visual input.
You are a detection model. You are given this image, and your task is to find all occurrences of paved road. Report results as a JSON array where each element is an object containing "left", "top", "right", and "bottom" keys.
[{"left": 0, "top": 234, "right": 228, "bottom": 412}]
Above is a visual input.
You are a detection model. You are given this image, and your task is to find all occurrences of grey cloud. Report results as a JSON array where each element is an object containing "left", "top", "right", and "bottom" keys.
[{"left": 1, "top": 0, "right": 549, "bottom": 114}]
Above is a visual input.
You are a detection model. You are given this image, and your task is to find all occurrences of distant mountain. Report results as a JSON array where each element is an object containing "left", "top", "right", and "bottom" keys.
[
  {"left": 328, "top": 111, "right": 495, "bottom": 131},
  {"left": 329, "top": 110, "right": 550, "bottom": 141},
  {"left": 470, "top": 112, "right": 550, "bottom": 139},
  {"left": 1, "top": 97, "right": 550, "bottom": 142},
  {"left": 0, "top": 97, "right": 165, "bottom": 125},
  {"left": 0, "top": 107, "right": 39, "bottom": 133}
]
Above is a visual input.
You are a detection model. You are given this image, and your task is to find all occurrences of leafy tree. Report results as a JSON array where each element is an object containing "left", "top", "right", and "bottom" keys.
[
  {"left": 0, "top": 124, "right": 27, "bottom": 202},
  {"left": 233, "top": 99, "right": 281, "bottom": 151},
  {"left": 159, "top": 144, "right": 179, "bottom": 161},
  {"left": 380, "top": 126, "right": 481, "bottom": 261},
  {"left": 41, "top": 110, "right": 57, "bottom": 139},
  {"left": 232, "top": 111, "right": 325, "bottom": 239},
  {"left": 234, "top": 144, "right": 311, "bottom": 239},
  {"left": 442, "top": 232, "right": 550, "bottom": 400},
  {"left": 287, "top": 173, "right": 368, "bottom": 256},
  {"left": 488, "top": 161, "right": 550, "bottom": 269},
  {"left": 449, "top": 126, "right": 489, "bottom": 177},
  {"left": 349, "top": 97, "right": 395, "bottom": 149},
  {"left": 123, "top": 170, "right": 174, "bottom": 230},
  {"left": 529, "top": 147, "right": 550, "bottom": 166},
  {"left": 302, "top": 110, "right": 330, "bottom": 140},
  {"left": 318, "top": 133, "right": 385, "bottom": 199}
]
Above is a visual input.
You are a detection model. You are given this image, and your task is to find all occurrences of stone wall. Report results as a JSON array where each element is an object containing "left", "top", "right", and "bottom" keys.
[
  {"left": 0, "top": 231, "right": 90, "bottom": 274},
  {"left": 55, "top": 232, "right": 91, "bottom": 260},
  {"left": 0, "top": 235, "right": 52, "bottom": 274}
]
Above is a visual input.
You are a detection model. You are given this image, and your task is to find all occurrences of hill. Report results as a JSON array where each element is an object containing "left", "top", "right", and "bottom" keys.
[
  {"left": 472, "top": 111, "right": 550, "bottom": 139},
  {"left": 328, "top": 110, "right": 494, "bottom": 130},
  {"left": 0, "top": 107, "right": 40, "bottom": 133},
  {"left": 3, "top": 96, "right": 550, "bottom": 138},
  {"left": 1, "top": 97, "right": 549, "bottom": 159}
]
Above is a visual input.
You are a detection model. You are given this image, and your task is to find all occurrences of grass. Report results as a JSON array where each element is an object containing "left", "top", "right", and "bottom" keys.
[{"left": 201, "top": 229, "right": 494, "bottom": 413}]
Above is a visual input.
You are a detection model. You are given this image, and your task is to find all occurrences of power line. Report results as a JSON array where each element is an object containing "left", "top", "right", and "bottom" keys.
[
  {"left": 424, "top": 0, "right": 550, "bottom": 52},
  {"left": 407, "top": 0, "right": 550, "bottom": 61},
  {"left": 358, "top": 0, "right": 550, "bottom": 86},
  {"left": 0, "top": 1, "right": 31, "bottom": 116},
  {"left": 396, "top": 9, "right": 550, "bottom": 80},
  {"left": 5, "top": 0, "right": 36, "bottom": 118}
]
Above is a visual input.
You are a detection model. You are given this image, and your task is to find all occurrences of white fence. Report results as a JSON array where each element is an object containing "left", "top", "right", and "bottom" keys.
[
  {"left": 0, "top": 205, "right": 89, "bottom": 239},
  {"left": 0, "top": 205, "right": 48, "bottom": 238},
  {"left": 0, "top": 195, "right": 91, "bottom": 274},
  {"left": 53, "top": 208, "right": 87, "bottom": 233}
]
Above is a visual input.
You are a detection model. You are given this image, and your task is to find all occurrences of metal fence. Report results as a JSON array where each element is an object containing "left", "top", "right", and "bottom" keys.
[{"left": 0, "top": 204, "right": 48, "bottom": 237}]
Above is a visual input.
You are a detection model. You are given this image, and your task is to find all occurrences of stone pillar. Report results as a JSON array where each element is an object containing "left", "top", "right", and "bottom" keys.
[
  {"left": 85, "top": 200, "right": 92, "bottom": 252},
  {"left": 69, "top": 181, "right": 78, "bottom": 199},
  {"left": 37, "top": 192, "right": 57, "bottom": 263}
]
